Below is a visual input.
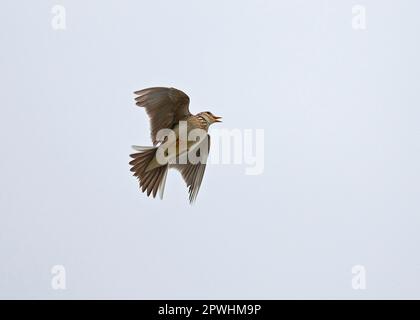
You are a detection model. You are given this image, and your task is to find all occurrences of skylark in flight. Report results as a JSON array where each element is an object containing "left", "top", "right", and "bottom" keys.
[{"left": 129, "top": 87, "right": 222, "bottom": 203}]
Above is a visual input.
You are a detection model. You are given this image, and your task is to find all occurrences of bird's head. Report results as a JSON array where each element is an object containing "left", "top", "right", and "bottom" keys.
[{"left": 199, "top": 111, "right": 222, "bottom": 125}]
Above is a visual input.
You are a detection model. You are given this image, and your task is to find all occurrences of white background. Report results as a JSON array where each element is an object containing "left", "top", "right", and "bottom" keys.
[{"left": 0, "top": 0, "right": 419, "bottom": 298}]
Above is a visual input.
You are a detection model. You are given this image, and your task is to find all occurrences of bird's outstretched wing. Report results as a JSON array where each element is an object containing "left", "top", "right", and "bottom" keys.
[
  {"left": 171, "top": 135, "right": 211, "bottom": 203},
  {"left": 134, "top": 87, "right": 191, "bottom": 145}
]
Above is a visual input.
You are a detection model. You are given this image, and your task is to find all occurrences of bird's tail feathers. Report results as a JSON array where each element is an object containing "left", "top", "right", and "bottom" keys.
[{"left": 129, "top": 146, "right": 168, "bottom": 199}]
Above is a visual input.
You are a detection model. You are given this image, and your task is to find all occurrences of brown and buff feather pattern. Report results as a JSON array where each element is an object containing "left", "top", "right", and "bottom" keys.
[{"left": 129, "top": 147, "right": 168, "bottom": 198}]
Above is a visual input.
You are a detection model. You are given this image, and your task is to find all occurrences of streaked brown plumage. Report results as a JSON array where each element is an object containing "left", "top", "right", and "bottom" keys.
[{"left": 129, "top": 87, "right": 221, "bottom": 203}]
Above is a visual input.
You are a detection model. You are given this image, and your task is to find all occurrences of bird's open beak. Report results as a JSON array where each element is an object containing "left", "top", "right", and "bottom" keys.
[{"left": 214, "top": 115, "right": 222, "bottom": 123}]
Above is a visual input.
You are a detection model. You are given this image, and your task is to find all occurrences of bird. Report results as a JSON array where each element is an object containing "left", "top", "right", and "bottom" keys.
[{"left": 129, "top": 87, "right": 222, "bottom": 203}]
